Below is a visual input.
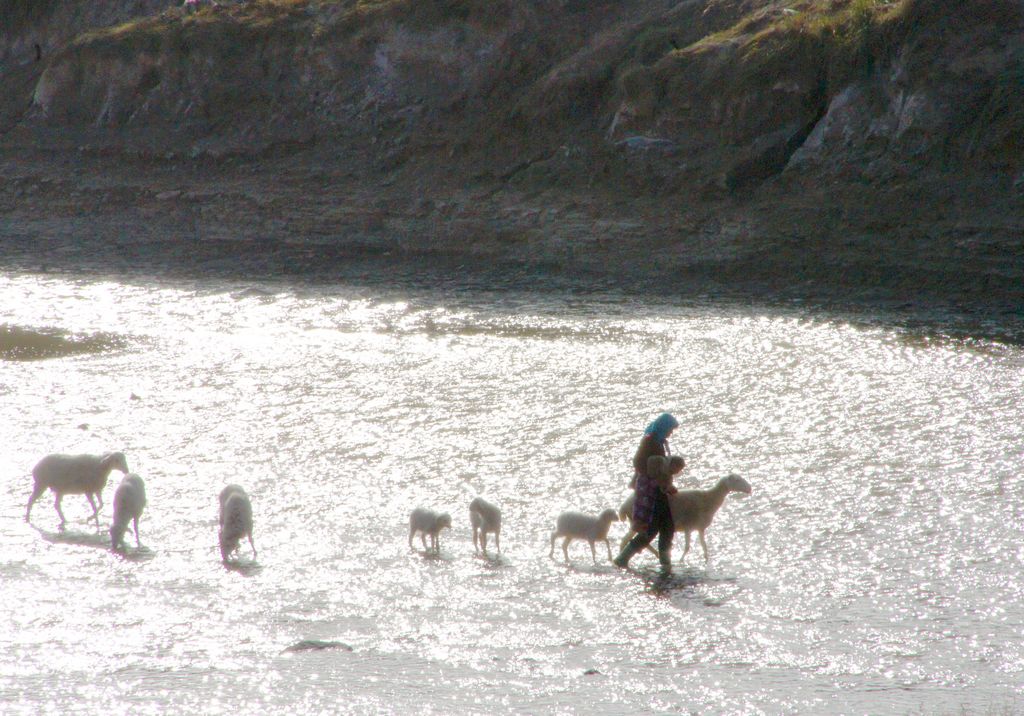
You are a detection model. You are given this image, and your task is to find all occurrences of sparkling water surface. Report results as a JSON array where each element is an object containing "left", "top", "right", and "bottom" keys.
[{"left": 1, "top": 272, "right": 1022, "bottom": 715}]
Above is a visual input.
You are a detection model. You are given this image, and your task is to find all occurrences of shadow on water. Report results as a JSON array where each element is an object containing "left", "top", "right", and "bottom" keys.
[
  {"left": 114, "top": 546, "right": 157, "bottom": 563},
  {"left": 34, "top": 525, "right": 158, "bottom": 562},
  {"left": 475, "top": 553, "right": 512, "bottom": 569},
  {"left": 223, "top": 559, "right": 263, "bottom": 576},
  {"left": 561, "top": 560, "right": 619, "bottom": 576},
  {"left": 413, "top": 550, "right": 456, "bottom": 563},
  {"left": 33, "top": 524, "right": 109, "bottom": 549},
  {"left": 4, "top": 237, "right": 1021, "bottom": 345},
  {"left": 628, "top": 564, "right": 740, "bottom": 599}
]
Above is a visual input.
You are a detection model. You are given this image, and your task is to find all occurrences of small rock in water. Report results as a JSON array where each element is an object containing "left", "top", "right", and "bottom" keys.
[
  {"left": 77, "top": 423, "right": 89, "bottom": 430},
  {"left": 284, "top": 640, "right": 353, "bottom": 653},
  {"left": 584, "top": 668, "right": 601, "bottom": 676}
]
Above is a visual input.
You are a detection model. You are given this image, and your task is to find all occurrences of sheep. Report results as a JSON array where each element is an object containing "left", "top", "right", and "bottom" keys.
[
  {"left": 469, "top": 497, "right": 502, "bottom": 556},
  {"left": 25, "top": 451, "right": 129, "bottom": 528},
  {"left": 409, "top": 508, "right": 451, "bottom": 554},
  {"left": 618, "top": 474, "right": 751, "bottom": 564},
  {"left": 109, "top": 473, "right": 146, "bottom": 551},
  {"left": 219, "top": 485, "right": 256, "bottom": 563},
  {"left": 549, "top": 508, "right": 619, "bottom": 563}
]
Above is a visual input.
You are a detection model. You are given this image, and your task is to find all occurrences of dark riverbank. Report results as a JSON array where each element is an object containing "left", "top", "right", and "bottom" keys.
[
  {"left": 1, "top": 0, "right": 1022, "bottom": 338},
  {"left": 2, "top": 142, "right": 1021, "bottom": 349}
]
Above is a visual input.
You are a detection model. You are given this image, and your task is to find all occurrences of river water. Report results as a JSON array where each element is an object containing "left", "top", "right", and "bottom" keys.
[{"left": 0, "top": 269, "right": 1022, "bottom": 715}]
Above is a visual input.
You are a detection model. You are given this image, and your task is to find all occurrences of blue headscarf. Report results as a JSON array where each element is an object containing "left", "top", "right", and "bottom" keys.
[{"left": 644, "top": 412, "right": 679, "bottom": 443}]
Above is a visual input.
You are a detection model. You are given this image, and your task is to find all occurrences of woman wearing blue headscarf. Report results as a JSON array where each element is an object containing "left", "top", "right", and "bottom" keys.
[{"left": 614, "top": 412, "right": 680, "bottom": 569}]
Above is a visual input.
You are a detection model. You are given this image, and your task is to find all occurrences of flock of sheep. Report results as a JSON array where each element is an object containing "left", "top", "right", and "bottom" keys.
[
  {"left": 24, "top": 450, "right": 751, "bottom": 567},
  {"left": 24, "top": 451, "right": 255, "bottom": 562},
  {"left": 410, "top": 474, "right": 752, "bottom": 566}
]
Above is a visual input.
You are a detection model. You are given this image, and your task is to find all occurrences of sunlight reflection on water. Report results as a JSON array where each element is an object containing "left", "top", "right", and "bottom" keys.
[{"left": 0, "top": 273, "right": 1022, "bottom": 714}]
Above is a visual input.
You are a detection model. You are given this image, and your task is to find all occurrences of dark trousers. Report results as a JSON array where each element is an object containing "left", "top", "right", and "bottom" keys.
[{"left": 617, "top": 490, "right": 675, "bottom": 565}]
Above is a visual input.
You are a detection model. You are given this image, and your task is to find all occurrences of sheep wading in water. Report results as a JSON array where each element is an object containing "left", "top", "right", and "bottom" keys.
[
  {"left": 469, "top": 497, "right": 502, "bottom": 556},
  {"left": 218, "top": 485, "right": 256, "bottom": 563},
  {"left": 409, "top": 508, "right": 451, "bottom": 555},
  {"left": 619, "top": 474, "right": 751, "bottom": 564},
  {"left": 110, "top": 473, "right": 147, "bottom": 551},
  {"left": 26, "top": 452, "right": 129, "bottom": 528},
  {"left": 549, "top": 508, "right": 619, "bottom": 563}
]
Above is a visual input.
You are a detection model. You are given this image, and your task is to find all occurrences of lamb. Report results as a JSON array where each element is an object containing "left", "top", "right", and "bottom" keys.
[
  {"left": 469, "top": 497, "right": 502, "bottom": 556},
  {"left": 219, "top": 484, "right": 257, "bottom": 563},
  {"left": 408, "top": 508, "right": 451, "bottom": 554},
  {"left": 25, "top": 451, "right": 130, "bottom": 528},
  {"left": 618, "top": 474, "right": 751, "bottom": 564},
  {"left": 109, "top": 473, "right": 147, "bottom": 551},
  {"left": 549, "top": 508, "right": 619, "bottom": 563}
]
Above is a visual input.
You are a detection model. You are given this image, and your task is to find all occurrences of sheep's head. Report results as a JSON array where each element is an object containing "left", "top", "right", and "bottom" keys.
[
  {"left": 109, "top": 523, "right": 126, "bottom": 552},
  {"left": 722, "top": 474, "right": 752, "bottom": 495},
  {"left": 219, "top": 529, "right": 240, "bottom": 562},
  {"left": 436, "top": 513, "right": 452, "bottom": 530},
  {"left": 598, "top": 508, "right": 619, "bottom": 524},
  {"left": 104, "top": 452, "right": 129, "bottom": 474}
]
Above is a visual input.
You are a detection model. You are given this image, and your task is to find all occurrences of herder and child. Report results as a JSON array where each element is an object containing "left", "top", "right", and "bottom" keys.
[{"left": 614, "top": 412, "right": 685, "bottom": 570}]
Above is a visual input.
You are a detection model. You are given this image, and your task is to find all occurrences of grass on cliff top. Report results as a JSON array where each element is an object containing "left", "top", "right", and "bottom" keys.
[
  {"left": 68, "top": 0, "right": 509, "bottom": 58},
  {"left": 72, "top": 0, "right": 314, "bottom": 58},
  {"left": 688, "top": 0, "right": 909, "bottom": 91},
  {"left": 687, "top": 0, "right": 1021, "bottom": 92}
]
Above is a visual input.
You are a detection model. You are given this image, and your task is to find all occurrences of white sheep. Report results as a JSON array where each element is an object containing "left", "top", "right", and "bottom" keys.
[
  {"left": 408, "top": 508, "right": 451, "bottom": 554},
  {"left": 109, "top": 473, "right": 147, "bottom": 551},
  {"left": 618, "top": 474, "right": 751, "bottom": 563},
  {"left": 469, "top": 497, "right": 502, "bottom": 556},
  {"left": 219, "top": 484, "right": 256, "bottom": 563},
  {"left": 549, "top": 508, "right": 619, "bottom": 563},
  {"left": 25, "top": 451, "right": 129, "bottom": 528}
]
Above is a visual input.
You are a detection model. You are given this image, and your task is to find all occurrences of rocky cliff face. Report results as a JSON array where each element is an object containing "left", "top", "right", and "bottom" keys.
[
  {"left": 1, "top": 0, "right": 1021, "bottom": 310},
  {"left": 11, "top": 0, "right": 1020, "bottom": 178}
]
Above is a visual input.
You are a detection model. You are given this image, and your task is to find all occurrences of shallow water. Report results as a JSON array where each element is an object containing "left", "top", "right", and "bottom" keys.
[{"left": 1, "top": 271, "right": 1022, "bottom": 715}]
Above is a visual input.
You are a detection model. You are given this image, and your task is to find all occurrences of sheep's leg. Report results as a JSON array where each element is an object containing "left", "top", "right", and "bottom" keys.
[
  {"left": 681, "top": 531, "right": 691, "bottom": 561},
  {"left": 699, "top": 530, "right": 709, "bottom": 563},
  {"left": 589, "top": 540, "right": 597, "bottom": 563},
  {"left": 409, "top": 527, "right": 415, "bottom": 549},
  {"left": 604, "top": 539, "right": 613, "bottom": 561},
  {"left": 562, "top": 537, "right": 571, "bottom": 563},
  {"left": 495, "top": 532, "right": 500, "bottom": 554},
  {"left": 420, "top": 533, "right": 428, "bottom": 551},
  {"left": 472, "top": 528, "right": 480, "bottom": 554},
  {"left": 86, "top": 493, "right": 100, "bottom": 527},
  {"left": 132, "top": 517, "right": 141, "bottom": 547},
  {"left": 25, "top": 482, "right": 46, "bottom": 522},
  {"left": 248, "top": 534, "right": 257, "bottom": 559},
  {"left": 480, "top": 531, "right": 488, "bottom": 556},
  {"left": 54, "top": 493, "right": 68, "bottom": 529},
  {"left": 549, "top": 532, "right": 557, "bottom": 558}
]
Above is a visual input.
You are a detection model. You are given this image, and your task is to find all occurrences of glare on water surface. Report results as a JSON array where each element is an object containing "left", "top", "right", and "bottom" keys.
[{"left": 1, "top": 273, "right": 1022, "bottom": 714}]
